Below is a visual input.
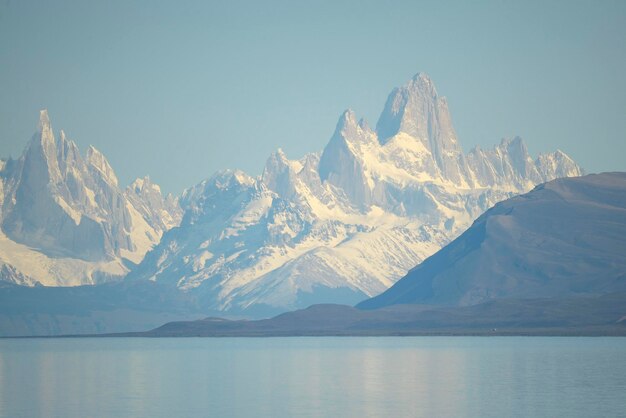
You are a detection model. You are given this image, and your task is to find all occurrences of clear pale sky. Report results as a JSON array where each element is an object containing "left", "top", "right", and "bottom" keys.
[{"left": 1, "top": 0, "right": 625, "bottom": 194}]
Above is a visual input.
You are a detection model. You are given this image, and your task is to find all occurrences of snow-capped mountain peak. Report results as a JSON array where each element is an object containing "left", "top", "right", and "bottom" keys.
[
  {"left": 129, "top": 73, "right": 583, "bottom": 316},
  {"left": 375, "top": 73, "right": 468, "bottom": 185},
  {"left": 37, "top": 109, "right": 53, "bottom": 139},
  {"left": 0, "top": 110, "right": 182, "bottom": 286}
]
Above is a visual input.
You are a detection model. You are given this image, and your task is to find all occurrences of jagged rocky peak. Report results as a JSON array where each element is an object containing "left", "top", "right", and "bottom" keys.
[
  {"left": 179, "top": 169, "right": 264, "bottom": 228},
  {"left": 536, "top": 149, "right": 583, "bottom": 179},
  {"left": 28, "top": 109, "right": 85, "bottom": 187},
  {"left": 464, "top": 136, "right": 583, "bottom": 190},
  {"left": 85, "top": 144, "right": 118, "bottom": 187},
  {"left": 0, "top": 110, "right": 183, "bottom": 285},
  {"left": 129, "top": 175, "right": 165, "bottom": 196},
  {"left": 318, "top": 110, "right": 373, "bottom": 180},
  {"left": 212, "top": 168, "right": 256, "bottom": 189},
  {"left": 125, "top": 176, "right": 183, "bottom": 231},
  {"left": 335, "top": 109, "right": 375, "bottom": 142},
  {"left": 56, "top": 129, "right": 82, "bottom": 167},
  {"left": 181, "top": 169, "right": 256, "bottom": 209},
  {"left": 376, "top": 73, "right": 457, "bottom": 146},
  {"left": 317, "top": 109, "right": 375, "bottom": 207},
  {"left": 37, "top": 109, "right": 53, "bottom": 141},
  {"left": 262, "top": 148, "right": 291, "bottom": 180},
  {"left": 500, "top": 136, "right": 535, "bottom": 176},
  {"left": 23, "top": 109, "right": 61, "bottom": 184},
  {"left": 465, "top": 136, "right": 536, "bottom": 189},
  {"left": 262, "top": 148, "right": 298, "bottom": 198},
  {"left": 375, "top": 73, "right": 467, "bottom": 184},
  {"left": 2, "top": 112, "right": 114, "bottom": 261},
  {"left": 335, "top": 109, "right": 362, "bottom": 136}
]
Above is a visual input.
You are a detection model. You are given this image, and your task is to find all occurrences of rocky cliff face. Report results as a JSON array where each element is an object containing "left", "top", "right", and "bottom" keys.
[
  {"left": 0, "top": 110, "right": 182, "bottom": 286},
  {"left": 128, "top": 73, "right": 583, "bottom": 315}
]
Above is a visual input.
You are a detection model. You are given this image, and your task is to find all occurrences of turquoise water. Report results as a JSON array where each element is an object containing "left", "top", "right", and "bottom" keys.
[{"left": 0, "top": 337, "right": 625, "bottom": 418}]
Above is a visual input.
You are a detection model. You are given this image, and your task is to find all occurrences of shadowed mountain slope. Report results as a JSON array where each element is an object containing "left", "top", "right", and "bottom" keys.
[{"left": 358, "top": 172, "right": 626, "bottom": 309}]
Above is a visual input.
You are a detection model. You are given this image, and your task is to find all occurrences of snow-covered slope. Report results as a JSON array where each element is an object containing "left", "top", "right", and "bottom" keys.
[
  {"left": 0, "top": 110, "right": 182, "bottom": 286},
  {"left": 129, "top": 73, "right": 583, "bottom": 315}
]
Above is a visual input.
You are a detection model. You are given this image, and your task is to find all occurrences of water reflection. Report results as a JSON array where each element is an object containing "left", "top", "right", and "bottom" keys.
[{"left": 0, "top": 337, "right": 625, "bottom": 418}]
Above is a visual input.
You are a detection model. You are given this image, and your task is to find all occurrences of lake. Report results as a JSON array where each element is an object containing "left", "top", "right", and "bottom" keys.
[{"left": 0, "top": 337, "right": 625, "bottom": 418}]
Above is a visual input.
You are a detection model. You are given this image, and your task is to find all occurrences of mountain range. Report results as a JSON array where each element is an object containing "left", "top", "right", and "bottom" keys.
[
  {"left": 0, "top": 110, "right": 181, "bottom": 286},
  {"left": 3, "top": 172, "right": 624, "bottom": 336},
  {"left": 122, "top": 173, "right": 626, "bottom": 337},
  {"left": 0, "top": 72, "right": 583, "bottom": 327},
  {"left": 126, "top": 73, "right": 582, "bottom": 315}
]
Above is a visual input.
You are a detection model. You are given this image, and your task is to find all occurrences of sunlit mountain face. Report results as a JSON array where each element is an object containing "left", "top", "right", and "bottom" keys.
[{"left": 125, "top": 73, "right": 582, "bottom": 316}]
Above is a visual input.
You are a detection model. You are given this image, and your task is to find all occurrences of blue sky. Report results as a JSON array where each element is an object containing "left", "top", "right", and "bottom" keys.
[{"left": 1, "top": 0, "right": 625, "bottom": 193}]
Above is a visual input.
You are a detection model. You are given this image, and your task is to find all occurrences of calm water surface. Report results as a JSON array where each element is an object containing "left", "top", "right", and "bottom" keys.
[{"left": 0, "top": 337, "right": 625, "bottom": 418}]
